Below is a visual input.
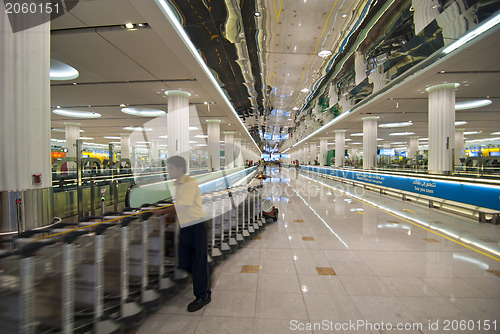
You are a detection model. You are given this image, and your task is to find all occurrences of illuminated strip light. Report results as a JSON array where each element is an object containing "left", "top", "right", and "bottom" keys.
[
  {"left": 155, "top": 0, "right": 261, "bottom": 153},
  {"left": 292, "top": 188, "right": 349, "bottom": 248},
  {"left": 282, "top": 110, "right": 352, "bottom": 153},
  {"left": 443, "top": 12, "right": 500, "bottom": 54},
  {"left": 300, "top": 173, "right": 500, "bottom": 259}
]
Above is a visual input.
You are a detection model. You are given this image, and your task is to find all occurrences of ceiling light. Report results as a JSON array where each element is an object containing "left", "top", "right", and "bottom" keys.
[
  {"left": 389, "top": 132, "right": 415, "bottom": 136},
  {"left": 350, "top": 133, "right": 363, "bottom": 136},
  {"left": 196, "top": 144, "right": 208, "bottom": 147},
  {"left": 125, "top": 23, "right": 134, "bottom": 29},
  {"left": 455, "top": 121, "right": 468, "bottom": 126},
  {"left": 418, "top": 138, "right": 428, "bottom": 141},
  {"left": 195, "top": 134, "right": 208, "bottom": 138},
  {"left": 121, "top": 107, "right": 166, "bottom": 117},
  {"left": 377, "top": 138, "right": 383, "bottom": 141},
  {"left": 159, "top": 135, "right": 168, "bottom": 139},
  {"left": 292, "top": 107, "right": 299, "bottom": 111},
  {"left": 463, "top": 131, "right": 481, "bottom": 135},
  {"left": 79, "top": 137, "right": 94, "bottom": 140},
  {"left": 254, "top": 12, "right": 261, "bottom": 17},
  {"left": 136, "top": 141, "right": 152, "bottom": 144},
  {"left": 120, "top": 104, "right": 126, "bottom": 107},
  {"left": 104, "top": 136, "right": 121, "bottom": 140},
  {"left": 50, "top": 59, "right": 79, "bottom": 80},
  {"left": 189, "top": 141, "right": 197, "bottom": 144},
  {"left": 123, "top": 126, "right": 153, "bottom": 131},
  {"left": 344, "top": 138, "right": 352, "bottom": 141},
  {"left": 491, "top": 132, "right": 500, "bottom": 135},
  {"left": 443, "top": 12, "right": 500, "bottom": 54},
  {"left": 109, "top": 141, "right": 121, "bottom": 144},
  {"left": 390, "top": 142, "right": 406, "bottom": 145},
  {"left": 189, "top": 126, "right": 199, "bottom": 131},
  {"left": 300, "top": 88, "right": 310, "bottom": 93},
  {"left": 341, "top": 14, "right": 347, "bottom": 18},
  {"left": 455, "top": 99, "right": 492, "bottom": 110},
  {"left": 379, "top": 122, "right": 412, "bottom": 128},
  {"left": 318, "top": 50, "right": 332, "bottom": 58},
  {"left": 53, "top": 109, "right": 101, "bottom": 118}
]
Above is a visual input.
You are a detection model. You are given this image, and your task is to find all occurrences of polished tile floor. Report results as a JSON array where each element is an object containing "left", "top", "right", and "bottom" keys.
[{"left": 137, "top": 167, "right": 500, "bottom": 334}]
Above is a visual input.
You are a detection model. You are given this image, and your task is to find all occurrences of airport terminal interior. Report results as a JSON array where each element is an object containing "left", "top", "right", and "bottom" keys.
[{"left": 1, "top": 0, "right": 500, "bottom": 333}]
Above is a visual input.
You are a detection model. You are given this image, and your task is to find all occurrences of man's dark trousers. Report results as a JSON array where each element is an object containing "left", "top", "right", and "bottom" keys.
[{"left": 178, "top": 222, "right": 211, "bottom": 299}]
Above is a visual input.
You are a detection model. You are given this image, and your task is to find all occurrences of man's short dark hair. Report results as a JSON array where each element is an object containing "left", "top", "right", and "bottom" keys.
[{"left": 167, "top": 155, "right": 187, "bottom": 173}]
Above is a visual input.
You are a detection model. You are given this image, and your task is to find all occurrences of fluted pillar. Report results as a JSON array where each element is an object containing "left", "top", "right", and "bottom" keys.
[
  {"left": 64, "top": 122, "right": 80, "bottom": 157},
  {"left": 309, "top": 143, "right": 317, "bottom": 165},
  {"left": 335, "top": 130, "right": 346, "bottom": 167},
  {"left": 455, "top": 129, "right": 465, "bottom": 165},
  {"left": 165, "top": 90, "right": 191, "bottom": 173},
  {"left": 363, "top": 116, "right": 379, "bottom": 169},
  {"left": 409, "top": 136, "right": 419, "bottom": 161},
  {"left": 207, "top": 119, "right": 221, "bottom": 171},
  {"left": 426, "top": 83, "right": 458, "bottom": 174},
  {"left": 234, "top": 139, "right": 243, "bottom": 167},
  {"left": 319, "top": 138, "right": 328, "bottom": 166},
  {"left": 224, "top": 131, "right": 234, "bottom": 169},
  {"left": 120, "top": 133, "right": 131, "bottom": 160},
  {"left": 0, "top": 12, "right": 52, "bottom": 233}
]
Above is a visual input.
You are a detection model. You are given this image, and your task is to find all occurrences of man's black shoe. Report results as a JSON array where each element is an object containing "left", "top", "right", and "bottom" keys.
[{"left": 187, "top": 297, "right": 211, "bottom": 312}]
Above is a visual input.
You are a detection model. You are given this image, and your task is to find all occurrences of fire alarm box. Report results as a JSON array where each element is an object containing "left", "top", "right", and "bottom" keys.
[{"left": 33, "top": 173, "right": 42, "bottom": 184}]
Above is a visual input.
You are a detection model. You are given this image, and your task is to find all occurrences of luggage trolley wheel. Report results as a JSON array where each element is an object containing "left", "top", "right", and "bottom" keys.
[{"left": 119, "top": 301, "right": 146, "bottom": 329}]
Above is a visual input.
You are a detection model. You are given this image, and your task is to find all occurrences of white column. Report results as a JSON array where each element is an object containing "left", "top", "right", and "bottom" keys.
[
  {"left": 233, "top": 139, "right": 243, "bottom": 167},
  {"left": 207, "top": 119, "right": 221, "bottom": 171},
  {"left": 120, "top": 133, "right": 131, "bottom": 160},
  {"left": 335, "top": 130, "right": 346, "bottom": 167},
  {"left": 319, "top": 138, "right": 328, "bottom": 166},
  {"left": 64, "top": 122, "right": 80, "bottom": 157},
  {"left": 166, "top": 90, "right": 191, "bottom": 173},
  {"left": 409, "top": 136, "right": 419, "bottom": 161},
  {"left": 151, "top": 140, "right": 159, "bottom": 162},
  {"left": 1, "top": 13, "right": 52, "bottom": 231},
  {"left": 426, "top": 83, "right": 458, "bottom": 174},
  {"left": 363, "top": 116, "right": 379, "bottom": 170},
  {"left": 224, "top": 131, "right": 234, "bottom": 169},
  {"left": 455, "top": 129, "right": 465, "bottom": 165},
  {"left": 309, "top": 143, "right": 317, "bottom": 165}
]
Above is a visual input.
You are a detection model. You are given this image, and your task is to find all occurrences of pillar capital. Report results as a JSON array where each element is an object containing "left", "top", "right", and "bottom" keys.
[
  {"left": 362, "top": 116, "right": 379, "bottom": 121},
  {"left": 164, "top": 90, "right": 192, "bottom": 98},
  {"left": 334, "top": 130, "right": 346, "bottom": 133},
  {"left": 206, "top": 119, "right": 222, "bottom": 124},
  {"left": 223, "top": 131, "right": 235, "bottom": 135},
  {"left": 425, "top": 83, "right": 460, "bottom": 93},
  {"left": 64, "top": 122, "right": 81, "bottom": 126}
]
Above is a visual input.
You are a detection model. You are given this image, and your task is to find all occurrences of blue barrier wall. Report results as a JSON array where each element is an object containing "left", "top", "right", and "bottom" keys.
[{"left": 301, "top": 166, "right": 500, "bottom": 211}]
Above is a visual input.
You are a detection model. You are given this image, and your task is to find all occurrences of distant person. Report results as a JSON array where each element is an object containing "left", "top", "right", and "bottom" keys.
[{"left": 154, "top": 156, "right": 211, "bottom": 312}]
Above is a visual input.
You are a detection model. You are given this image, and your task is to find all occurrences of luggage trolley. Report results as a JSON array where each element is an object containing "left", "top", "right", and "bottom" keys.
[
  {"left": 212, "top": 192, "right": 231, "bottom": 258},
  {"left": 245, "top": 187, "right": 256, "bottom": 237},
  {"left": 223, "top": 187, "right": 238, "bottom": 251},
  {"left": 238, "top": 187, "right": 251, "bottom": 241},
  {"left": 233, "top": 187, "right": 245, "bottom": 247},
  {"left": 251, "top": 186, "right": 261, "bottom": 232},
  {"left": 207, "top": 192, "right": 223, "bottom": 264},
  {"left": 71, "top": 222, "right": 121, "bottom": 334},
  {"left": 98, "top": 214, "right": 144, "bottom": 327},
  {"left": 127, "top": 212, "right": 162, "bottom": 312}
]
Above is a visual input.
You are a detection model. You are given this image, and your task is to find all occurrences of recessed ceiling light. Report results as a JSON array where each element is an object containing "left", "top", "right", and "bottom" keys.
[
  {"left": 389, "top": 132, "right": 415, "bottom": 136},
  {"left": 341, "top": 14, "right": 347, "bottom": 18},
  {"left": 123, "top": 126, "right": 153, "bottom": 131},
  {"left": 254, "top": 12, "right": 261, "bottom": 17},
  {"left": 377, "top": 138, "right": 383, "bottom": 141},
  {"left": 455, "top": 99, "right": 492, "bottom": 110},
  {"left": 125, "top": 23, "right": 134, "bottom": 29},
  {"left": 463, "top": 131, "right": 481, "bottom": 135},
  {"left": 379, "top": 122, "right": 412, "bottom": 128},
  {"left": 344, "top": 138, "right": 352, "bottom": 141},
  {"left": 350, "top": 133, "right": 363, "bottom": 136},
  {"left": 390, "top": 142, "right": 406, "bottom": 145},
  {"left": 104, "top": 136, "right": 121, "bottom": 140},
  {"left": 318, "top": 50, "right": 332, "bottom": 57},
  {"left": 121, "top": 107, "right": 166, "bottom": 117},
  {"left": 189, "top": 126, "right": 199, "bottom": 131},
  {"left": 196, "top": 144, "right": 208, "bottom": 147},
  {"left": 50, "top": 59, "right": 79, "bottom": 80},
  {"left": 109, "top": 141, "right": 121, "bottom": 144},
  {"left": 195, "top": 134, "right": 208, "bottom": 138},
  {"left": 79, "top": 137, "right": 94, "bottom": 140},
  {"left": 189, "top": 140, "right": 198, "bottom": 144},
  {"left": 292, "top": 107, "right": 299, "bottom": 111},
  {"left": 455, "top": 121, "right": 468, "bottom": 126},
  {"left": 418, "top": 138, "right": 429, "bottom": 141},
  {"left": 159, "top": 135, "right": 168, "bottom": 139},
  {"left": 491, "top": 132, "right": 500, "bottom": 135},
  {"left": 53, "top": 109, "right": 101, "bottom": 118},
  {"left": 300, "top": 88, "right": 310, "bottom": 93},
  {"left": 120, "top": 104, "right": 126, "bottom": 107}
]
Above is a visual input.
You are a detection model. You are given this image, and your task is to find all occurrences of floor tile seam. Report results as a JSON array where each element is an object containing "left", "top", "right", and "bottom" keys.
[{"left": 299, "top": 173, "right": 500, "bottom": 263}]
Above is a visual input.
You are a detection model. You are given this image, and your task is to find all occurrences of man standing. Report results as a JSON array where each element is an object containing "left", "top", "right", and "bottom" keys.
[{"left": 155, "top": 156, "right": 211, "bottom": 312}]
